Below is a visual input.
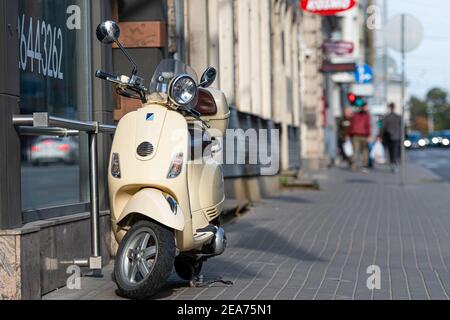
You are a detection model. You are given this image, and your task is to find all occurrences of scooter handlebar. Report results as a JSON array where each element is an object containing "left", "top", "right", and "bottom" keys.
[{"left": 95, "top": 70, "right": 120, "bottom": 81}]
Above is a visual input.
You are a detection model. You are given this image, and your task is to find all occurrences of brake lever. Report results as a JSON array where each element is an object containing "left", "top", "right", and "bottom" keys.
[{"left": 183, "top": 108, "right": 211, "bottom": 128}]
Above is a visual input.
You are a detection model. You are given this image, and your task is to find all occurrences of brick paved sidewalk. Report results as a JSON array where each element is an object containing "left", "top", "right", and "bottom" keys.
[{"left": 44, "top": 164, "right": 450, "bottom": 300}]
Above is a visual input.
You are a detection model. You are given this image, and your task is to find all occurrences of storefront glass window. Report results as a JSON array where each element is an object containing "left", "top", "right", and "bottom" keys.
[{"left": 19, "top": 0, "right": 92, "bottom": 213}]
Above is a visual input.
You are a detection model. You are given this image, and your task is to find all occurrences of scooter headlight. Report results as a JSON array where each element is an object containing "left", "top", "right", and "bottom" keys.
[{"left": 169, "top": 75, "right": 197, "bottom": 106}]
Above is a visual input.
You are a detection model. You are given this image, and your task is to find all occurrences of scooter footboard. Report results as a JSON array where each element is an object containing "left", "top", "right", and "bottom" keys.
[{"left": 117, "top": 188, "right": 185, "bottom": 232}]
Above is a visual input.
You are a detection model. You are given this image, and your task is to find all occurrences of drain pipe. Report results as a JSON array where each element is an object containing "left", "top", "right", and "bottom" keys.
[
  {"left": 88, "top": 127, "right": 102, "bottom": 272},
  {"left": 173, "top": 0, "right": 185, "bottom": 62}
]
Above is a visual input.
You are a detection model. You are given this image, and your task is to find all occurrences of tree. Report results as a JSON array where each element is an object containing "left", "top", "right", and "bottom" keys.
[
  {"left": 410, "top": 87, "right": 450, "bottom": 133},
  {"left": 410, "top": 96, "right": 428, "bottom": 134}
]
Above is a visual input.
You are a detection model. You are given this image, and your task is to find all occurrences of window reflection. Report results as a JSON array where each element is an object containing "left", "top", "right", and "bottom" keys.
[{"left": 19, "top": 0, "right": 90, "bottom": 211}]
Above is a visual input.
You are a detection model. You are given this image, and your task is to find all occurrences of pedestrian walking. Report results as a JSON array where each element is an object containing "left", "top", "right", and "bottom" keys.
[
  {"left": 349, "top": 104, "right": 372, "bottom": 172},
  {"left": 381, "top": 103, "right": 402, "bottom": 172},
  {"left": 338, "top": 107, "right": 353, "bottom": 166}
]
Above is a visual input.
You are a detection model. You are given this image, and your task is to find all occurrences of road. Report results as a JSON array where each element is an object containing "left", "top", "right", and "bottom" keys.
[{"left": 407, "top": 148, "right": 450, "bottom": 183}]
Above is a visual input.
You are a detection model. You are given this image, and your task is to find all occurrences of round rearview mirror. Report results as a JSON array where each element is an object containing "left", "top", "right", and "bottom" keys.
[
  {"left": 96, "top": 21, "right": 120, "bottom": 44},
  {"left": 200, "top": 67, "right": 217, "bottom": 88}
]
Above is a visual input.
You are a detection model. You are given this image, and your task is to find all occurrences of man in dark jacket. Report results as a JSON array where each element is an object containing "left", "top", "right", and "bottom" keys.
[
  {"left": 349, "top": 104, "right": 372, "bottom": 171},
  {"left": 381, "top": 103, "right": 402, "bottom": 171}
]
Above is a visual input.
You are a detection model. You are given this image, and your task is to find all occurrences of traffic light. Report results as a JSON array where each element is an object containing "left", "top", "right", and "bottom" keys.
[
  {"left": 347, "top": 93, "right": 365, "bottom": 107},
  {"left": 348, "top": 93, "right": 356, "bottom": 104}
]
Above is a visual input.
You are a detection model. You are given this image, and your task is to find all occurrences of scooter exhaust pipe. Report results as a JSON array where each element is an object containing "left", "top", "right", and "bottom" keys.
[{"left": 212, "top": 227, "right": 227, "bottom": 256}]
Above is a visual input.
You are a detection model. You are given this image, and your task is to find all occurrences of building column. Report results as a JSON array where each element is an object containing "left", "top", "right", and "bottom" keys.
[
  {"left": 260, "top": 0, "right": 272, "bottom": 120},
  {"left": 0, "top": 0, "right": 21, "bottom": 230},
  {"left": 300, "top": 14, "right": 325, "bottom": 171},
  {"left": 186, "top": 0, "right": 209, "bottom": 74},
  {"left": 0, "top": 0, "right": 40, "bottom": 300},
  {"left": 271, "top": 0, "right": 285, "bottom": 123},
  {"left": 283, "top": 6, "right": 294, "bottom": 125},
  {"left": 91, "top": 0, "right": 115, "bottom": 211},
  {"left": 249, "top": 0, "right": 262, "bottom": 116},
  {"left": 218, "top": 0, "right": 235, "bottom": 104},
  {"left": 235, "top": 0, "right": 252, "bottom": 113},
  {"left": 207, "top": 0, "right": 220, "bottom": 87},
  {"left": 291, "top": 13, "right": 301, "bottom": 127}
]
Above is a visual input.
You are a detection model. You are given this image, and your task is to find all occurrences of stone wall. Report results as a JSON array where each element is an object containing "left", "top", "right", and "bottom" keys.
[{"left": 0, "top": 212, "right": 111, "bottom": 299}]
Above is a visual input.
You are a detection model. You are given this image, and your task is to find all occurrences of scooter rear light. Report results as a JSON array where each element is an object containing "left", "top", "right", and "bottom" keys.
[
  {"left": 111, "top": 153, "right": 121, "bottom": 179},
  {"left": 167, "top": 153, "right": 184, "bottom": 179}
]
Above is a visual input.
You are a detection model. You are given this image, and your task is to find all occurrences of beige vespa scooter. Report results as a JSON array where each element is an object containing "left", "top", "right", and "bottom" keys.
[{"left": 95, "top": 21, "right": 230, "bottom": 299}]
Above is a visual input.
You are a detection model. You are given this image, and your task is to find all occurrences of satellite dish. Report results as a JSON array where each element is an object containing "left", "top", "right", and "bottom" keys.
[{"left": 384, "top": 14, "right": 423, "bottom": 53}]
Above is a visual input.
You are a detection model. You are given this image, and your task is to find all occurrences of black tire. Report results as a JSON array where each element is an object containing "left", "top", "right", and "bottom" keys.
[
  {"left": 174, "top": 256, "right": 203, "bottom": 281},
  {"left": 114, "top": 220, "right": 175, "bottom": 299}
]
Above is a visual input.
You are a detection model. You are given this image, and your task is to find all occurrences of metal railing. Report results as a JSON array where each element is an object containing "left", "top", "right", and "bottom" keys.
[{"left": 13, "top": 112, "right": 116, "bottom": 274}]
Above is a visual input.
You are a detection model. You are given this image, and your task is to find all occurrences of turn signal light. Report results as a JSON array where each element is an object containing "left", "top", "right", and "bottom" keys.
[
  {"left": 111, "top": 153, "right": 121, "bottom": 179},
  {"left": 167, "top": 153, "right": 184, "bottom": 179}
]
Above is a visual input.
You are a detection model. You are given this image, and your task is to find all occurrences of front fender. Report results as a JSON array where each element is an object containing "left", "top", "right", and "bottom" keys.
[{"left": 117, "top": 188, "right": 185, "bottom": 231}]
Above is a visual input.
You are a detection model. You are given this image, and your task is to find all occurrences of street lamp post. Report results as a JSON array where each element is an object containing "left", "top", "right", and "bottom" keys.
[
  {"left": 427, "top": 101, "right": 435, "bottom": 134},
  {"left": 385, "top": 14, "right": 423, "bottom": 187},
  {"left": 400, "top": 14, "right": 406, "bottom": 187}
]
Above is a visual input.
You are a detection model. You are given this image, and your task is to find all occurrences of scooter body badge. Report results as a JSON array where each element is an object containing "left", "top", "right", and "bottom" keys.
[{"left": 146, "top": 113, "right": 155, "bottom": 121}]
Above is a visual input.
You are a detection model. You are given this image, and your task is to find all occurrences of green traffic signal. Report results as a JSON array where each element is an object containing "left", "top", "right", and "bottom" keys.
[{"left": 355, "top": 97, "right": 365, "bottom": 107}]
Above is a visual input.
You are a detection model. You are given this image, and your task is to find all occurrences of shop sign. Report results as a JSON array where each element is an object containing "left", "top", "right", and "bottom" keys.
[
  {"left": 300, "top": 0, "right": 357, "bottom": 16},
  {"left": 323, "top": 40, "right": 354, "bottom": 55},
  {"left": 320, "top": 62, "right": 356, "bottom": 74}
]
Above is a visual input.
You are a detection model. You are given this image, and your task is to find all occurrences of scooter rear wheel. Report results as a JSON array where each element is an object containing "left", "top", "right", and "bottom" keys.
[{"left": 114, "top": 220, "right": 175, "bottom": 299}]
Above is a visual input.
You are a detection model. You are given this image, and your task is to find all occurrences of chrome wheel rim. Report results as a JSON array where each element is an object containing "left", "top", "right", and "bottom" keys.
[{"left": 120, "top": 228, "right": 158, "bottom": 286}]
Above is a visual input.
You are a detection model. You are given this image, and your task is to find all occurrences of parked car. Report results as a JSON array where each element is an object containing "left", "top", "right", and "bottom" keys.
[
  {"left": 30, "top": 136, "right": 79, "bottom": 166},
  {"left": 429, "top": 131, "right": 450, "bottom": 148},
  {"left": 440, "top": 130, "right": 450, "bottom": 147},
  {"left": 429, "top": 131, "right": 443, "bottom": 148},
  {"left": 405, "top": 132, "right": 428, "bottom": 149}
]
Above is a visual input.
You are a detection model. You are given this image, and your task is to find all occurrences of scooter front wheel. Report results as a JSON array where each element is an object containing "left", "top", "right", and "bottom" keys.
[{"left": 114, "top": 220, "right": 175, "bottom": 299}]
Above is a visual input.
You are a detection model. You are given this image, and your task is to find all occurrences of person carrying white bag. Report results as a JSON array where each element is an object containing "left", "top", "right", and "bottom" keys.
[
  {"left": 343, "top": 137, "right": 354, "bottom": 159},
  {"left": 370, "top": 137, "right": 386, "bottom": 165}
]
